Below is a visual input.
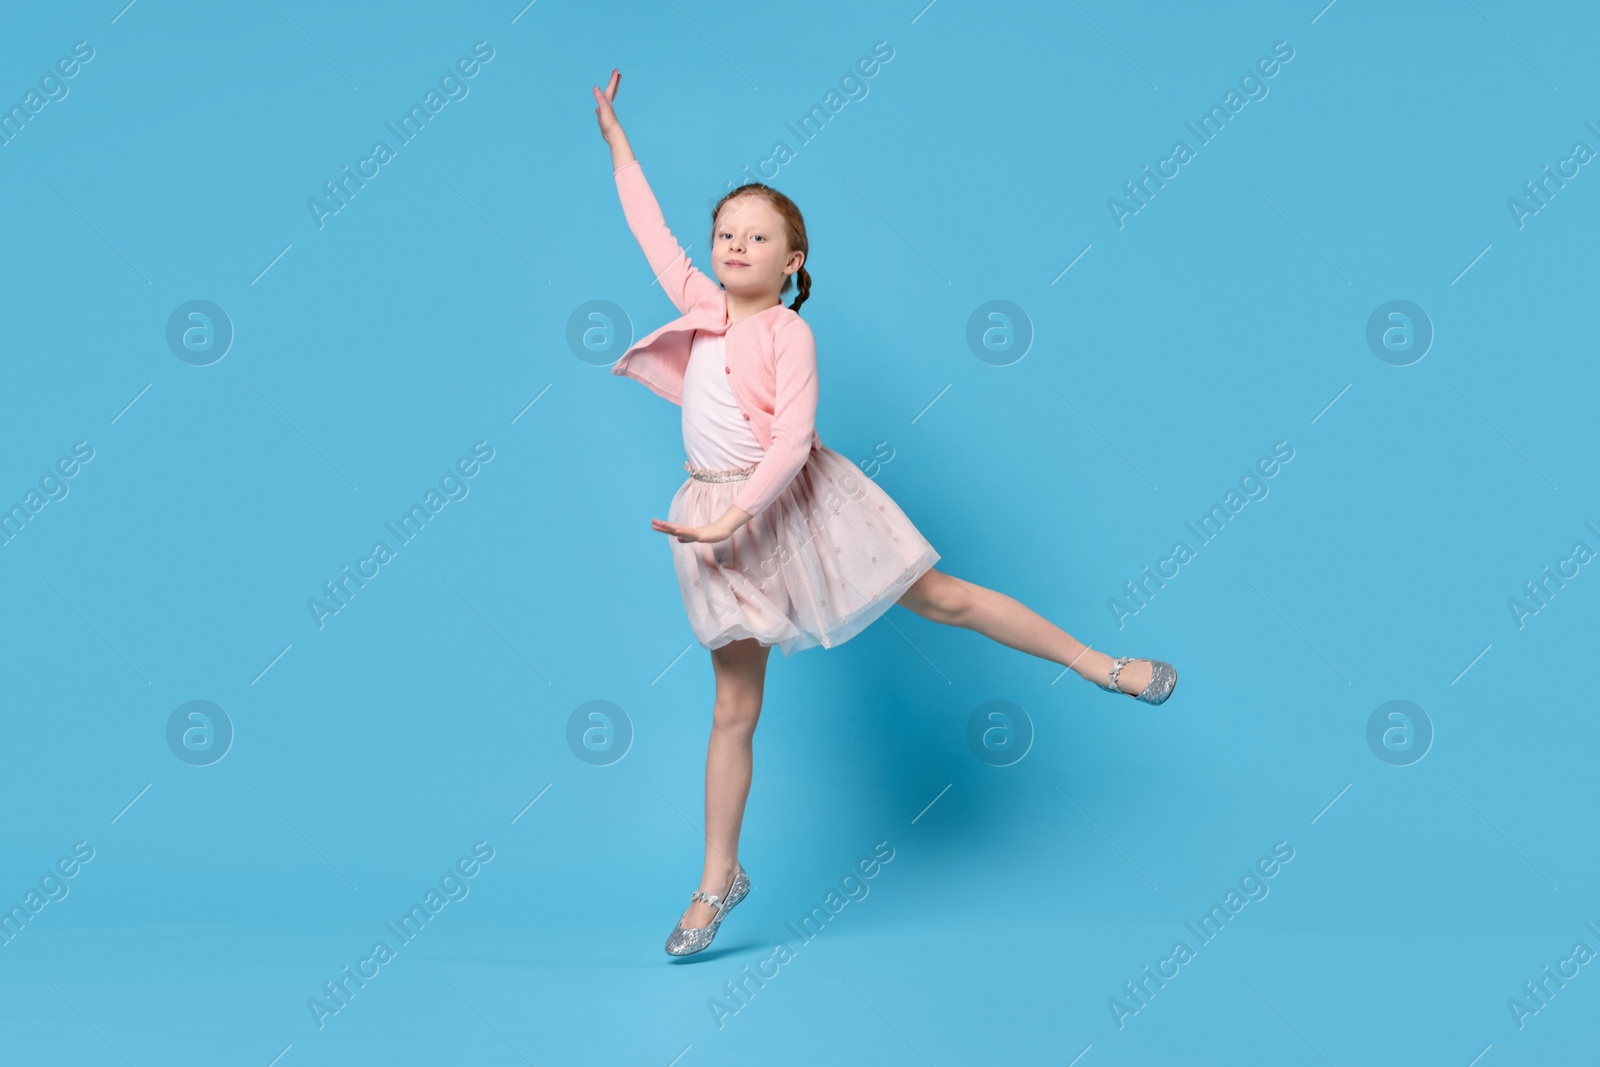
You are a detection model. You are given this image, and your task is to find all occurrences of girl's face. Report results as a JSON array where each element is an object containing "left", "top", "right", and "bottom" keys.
[{"left": 711, "top": 195, "right": 804, "bottom": 302}]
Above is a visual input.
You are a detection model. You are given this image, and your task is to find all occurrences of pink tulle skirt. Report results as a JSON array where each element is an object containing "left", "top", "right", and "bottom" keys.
[{"left": 666, "top": 444, "right": 940, "bottom": 656}]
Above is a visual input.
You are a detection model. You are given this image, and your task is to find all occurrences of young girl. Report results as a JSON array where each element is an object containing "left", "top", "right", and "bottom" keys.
[{"left": 592, "top": 69, "right": 1177, "bottom": 958}]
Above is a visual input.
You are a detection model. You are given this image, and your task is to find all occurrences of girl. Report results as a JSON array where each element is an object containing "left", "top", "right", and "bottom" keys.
[{"left": 591, "top": 69, "right": 1177, "bottom": 958}]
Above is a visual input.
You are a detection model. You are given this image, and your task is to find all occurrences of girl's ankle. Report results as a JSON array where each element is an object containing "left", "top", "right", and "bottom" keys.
[{"left": 700, "top": 862, "right": 737, "bottom": 890}]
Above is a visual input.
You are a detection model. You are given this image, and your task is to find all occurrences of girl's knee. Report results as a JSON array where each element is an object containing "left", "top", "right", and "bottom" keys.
[
  {"left": 905, "top": 569, "right": 970, "bottom": 625},
  {"left": 934, "top": 574, "right": 973, "bottom": 624},
  {"left": 712, "top": 696, "right": 761, "bottom": 733}
]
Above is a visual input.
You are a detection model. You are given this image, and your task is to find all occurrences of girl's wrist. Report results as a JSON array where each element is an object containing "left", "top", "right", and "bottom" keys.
[{"left": 607, "top": 134, "right": 635, "bottom": 172}]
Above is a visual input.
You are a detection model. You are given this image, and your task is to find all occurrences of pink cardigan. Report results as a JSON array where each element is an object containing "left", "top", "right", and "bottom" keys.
[{"left": 609, "top": 159, "right": 822, "bottom": 519}]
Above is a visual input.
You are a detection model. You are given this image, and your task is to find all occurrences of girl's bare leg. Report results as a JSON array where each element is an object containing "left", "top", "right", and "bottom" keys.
[
  {"left": 895, "top": 568, "right": 1155, "bottom": 695},
  {"left": 677, "top": 636, "right": 772, "bottom": 929}
]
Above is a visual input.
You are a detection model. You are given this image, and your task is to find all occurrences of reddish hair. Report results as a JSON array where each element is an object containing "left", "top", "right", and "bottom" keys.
[{"left": 709, "top": 184, "right": 812, "bottom": 313}]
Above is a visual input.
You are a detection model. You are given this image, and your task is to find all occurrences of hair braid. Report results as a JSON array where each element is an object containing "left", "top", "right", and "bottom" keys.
[
  {"left": 788, "top": 265, "right": 811, "bottom": 313},
  {"left": 709, "top": 181, "right": 812, "bottom": 316}
]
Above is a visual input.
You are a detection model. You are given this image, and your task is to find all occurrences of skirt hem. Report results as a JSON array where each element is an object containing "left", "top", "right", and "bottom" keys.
[{"left": 705, "top": 544, "right": 940, "bottom": 657}]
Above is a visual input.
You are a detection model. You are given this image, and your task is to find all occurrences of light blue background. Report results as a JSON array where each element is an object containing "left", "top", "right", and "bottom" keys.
[{"left": 2, "top": 1, "right": 1596, "bottom": 1064}]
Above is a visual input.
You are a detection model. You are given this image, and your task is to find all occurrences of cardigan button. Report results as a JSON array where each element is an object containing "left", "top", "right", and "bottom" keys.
[
  {"left": 742, "top": 413, "right": 749, "bottom": 419},
  {"left": 724, "top": 367, "right": 731, "bottom": 374}
]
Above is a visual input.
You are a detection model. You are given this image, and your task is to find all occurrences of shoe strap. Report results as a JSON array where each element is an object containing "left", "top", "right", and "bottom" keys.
[
  {"left": 690, "top": 889, "right": 726, "bottom": 913},
  {"left": 691, "top": 864, "right": 745, "bottom": 912},
  {"left": 1106, "top": 656, "right": 1129, "bottom": 693}
]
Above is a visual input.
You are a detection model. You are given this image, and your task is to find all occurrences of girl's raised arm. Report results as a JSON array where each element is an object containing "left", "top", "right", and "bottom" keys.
[{"left": 593, "top": 69, "right": 723, "bottom": 315}]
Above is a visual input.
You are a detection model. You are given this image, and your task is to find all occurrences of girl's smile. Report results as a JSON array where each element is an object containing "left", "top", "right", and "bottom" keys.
[{"left": 711, "top": 196, "right": 803, "bottom": 304}]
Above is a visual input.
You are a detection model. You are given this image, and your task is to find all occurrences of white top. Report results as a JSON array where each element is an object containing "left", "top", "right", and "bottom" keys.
[{"left": 681, "top": 329, "right": 766, "bottom": 470}]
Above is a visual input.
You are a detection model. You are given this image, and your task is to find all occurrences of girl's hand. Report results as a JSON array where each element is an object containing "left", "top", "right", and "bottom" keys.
[
  {"left": 651, "top": 517, "right": 732, "bottom": 544},
  {"left": 593, "top": 68, "right": 623, "bottom": 142}
]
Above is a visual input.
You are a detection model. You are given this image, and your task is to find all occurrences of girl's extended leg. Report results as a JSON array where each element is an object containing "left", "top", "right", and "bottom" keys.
[
  {"left": 895, "top": 568, "right": 1156, "bottom": 696},
  {"left": 677, "top": 636, "right": 772, "bottom": 930}
]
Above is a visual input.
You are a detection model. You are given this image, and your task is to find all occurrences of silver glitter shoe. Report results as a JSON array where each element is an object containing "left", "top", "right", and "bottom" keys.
[
  {"left": 1099, "top": 657, "right": 1178, "bottom": 705},
  {"left": 664, "top": 863, "right": 750, "bottom": 957}
]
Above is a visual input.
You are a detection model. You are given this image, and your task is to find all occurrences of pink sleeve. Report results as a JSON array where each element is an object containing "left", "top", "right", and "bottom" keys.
[
  {"left": 733, "top": 315, "right": 818, "bottom": 519},
  {"left": 613, "top": 160, "right": 724, "bottom": 315}
]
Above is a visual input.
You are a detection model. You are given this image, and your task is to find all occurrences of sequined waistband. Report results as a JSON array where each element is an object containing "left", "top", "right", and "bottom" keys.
[{"left": 685, "top": 460, "right": 759, "bottom": 483}]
